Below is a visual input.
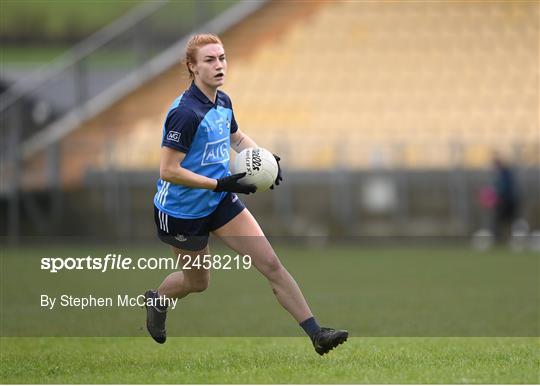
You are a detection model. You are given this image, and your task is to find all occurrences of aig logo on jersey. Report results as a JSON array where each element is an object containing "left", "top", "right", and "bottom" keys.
[
  {"left": 167, "top": 131, "right": 181, "bottom": 142},
  {"left": 202, "top": 138, "right": 229, "bottom": 166}
]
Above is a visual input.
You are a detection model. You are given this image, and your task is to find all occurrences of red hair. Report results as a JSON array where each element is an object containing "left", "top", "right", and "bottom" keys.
[{"left": 185, "top": 33, "right": 223, "bottom": 79}]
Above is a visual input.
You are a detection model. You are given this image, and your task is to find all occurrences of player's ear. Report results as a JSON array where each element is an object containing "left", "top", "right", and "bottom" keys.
[{"left": 188, "top": 61, "right": 197, "bottom": 75}]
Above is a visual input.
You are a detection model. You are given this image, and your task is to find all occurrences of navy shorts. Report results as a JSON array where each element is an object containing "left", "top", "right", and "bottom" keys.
[{"left": 154, "top": 192, "right": 246, "bottom": 251}]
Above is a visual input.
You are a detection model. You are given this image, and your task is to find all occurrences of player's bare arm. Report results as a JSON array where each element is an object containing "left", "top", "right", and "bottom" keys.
[
  {"left": 159, "top": 146, "right": 217, "bottom": 190},
  {"left": 231, "top": 129, "right": 257, "bottom": 153}
]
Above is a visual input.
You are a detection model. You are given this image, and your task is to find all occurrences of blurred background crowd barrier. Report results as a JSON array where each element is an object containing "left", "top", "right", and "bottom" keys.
[{"left": 1, "top": 0, "right": 538, "bottom": 244}]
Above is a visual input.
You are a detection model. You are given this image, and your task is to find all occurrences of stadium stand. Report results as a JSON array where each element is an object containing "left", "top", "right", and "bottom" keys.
[{"left": 19, "top": 0, "right": 539, "bottom": 188}]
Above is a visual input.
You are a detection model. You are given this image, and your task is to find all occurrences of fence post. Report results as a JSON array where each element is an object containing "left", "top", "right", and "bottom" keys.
[
  {"left": 330, "top": 167, "right": 353, "bottom": 231},
  {"left": 272, "top": 139, "right": 294, "bottom": 230},
  {"left": 7, "top": 105, "right": 21, "bottom": 244},
  {"left": 47, "top": 141, "right": 63, "bottom": 232},
  {"left": 74, "top": 59, "right": 88, "bottom": 108},
  {"left": 393, "top": 144, "right": 408, "bottom": 228},
  {"left": 448, "top": 142, "right": 470, "bottom": 234}
]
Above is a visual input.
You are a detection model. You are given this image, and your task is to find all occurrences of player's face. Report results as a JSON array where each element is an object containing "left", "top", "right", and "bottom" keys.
[{"left": 192, "top": 43, "right": 227, "bottom": 89}]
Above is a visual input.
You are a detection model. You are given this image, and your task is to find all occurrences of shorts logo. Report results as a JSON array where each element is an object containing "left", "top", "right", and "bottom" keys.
[
  {"left": 202, "top": 137, "right": 229, "bottom": 166},
  {"left": 167, "top": 131, "right": 181, "bottom": 142},
  {"left": 231, "top": 193, "right": 238, "bottom": 203},
  {"left": 175, "top": 234, "right": 187, "bottom": 242}
]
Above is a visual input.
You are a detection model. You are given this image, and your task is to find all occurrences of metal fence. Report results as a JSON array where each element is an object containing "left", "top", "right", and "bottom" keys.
[{"left": 2, "top": 162, "right": 538, "bottom": 243}]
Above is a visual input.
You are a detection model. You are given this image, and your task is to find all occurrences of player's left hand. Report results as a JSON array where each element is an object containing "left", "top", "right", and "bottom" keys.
[{"left": 270, "top": 154, "right": 283, "bottom": 190}]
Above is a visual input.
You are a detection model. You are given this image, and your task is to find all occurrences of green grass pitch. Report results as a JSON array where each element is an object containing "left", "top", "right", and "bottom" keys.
[
  {"left": 1, "top": 337, "right": 538, "bottom": 383},
  {"left": 1, "top": 244, "right": 538, "bottom": 383}
]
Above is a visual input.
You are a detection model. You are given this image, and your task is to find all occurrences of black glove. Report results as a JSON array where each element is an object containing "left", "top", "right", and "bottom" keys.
[
  {"left": 214, "top": 172, "right": 256, "bottom": 194},
  {"left": 270, "top": 154, "right": 283, "bottom": 190}
]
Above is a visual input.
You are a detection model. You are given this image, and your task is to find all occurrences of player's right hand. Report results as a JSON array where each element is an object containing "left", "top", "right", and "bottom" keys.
[{"left": 214, "top": 172, "right": 257, "bottom": 194}]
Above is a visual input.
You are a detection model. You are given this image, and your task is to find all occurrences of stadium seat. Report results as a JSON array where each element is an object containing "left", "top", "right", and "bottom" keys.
[{"left": 41, "top": 0, "right": 538, "bottom": 186}]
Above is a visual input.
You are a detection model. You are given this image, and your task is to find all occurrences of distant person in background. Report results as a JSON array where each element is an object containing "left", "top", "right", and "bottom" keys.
[{"left": 492, "top": 155, "right": 519, "bottom": 243}]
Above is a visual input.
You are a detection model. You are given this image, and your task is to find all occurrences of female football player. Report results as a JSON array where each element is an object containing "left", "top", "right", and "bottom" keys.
[{"left": 145, "top": 33, "right": 347, "bottom": 355}]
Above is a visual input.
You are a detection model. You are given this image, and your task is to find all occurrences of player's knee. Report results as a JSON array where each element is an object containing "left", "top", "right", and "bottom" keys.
[
  {"left": 188, "top": 277, "right": 210, "bottom": 293},
  {"left": 260, "top": 253, "right": 283, "bottom": 278}
]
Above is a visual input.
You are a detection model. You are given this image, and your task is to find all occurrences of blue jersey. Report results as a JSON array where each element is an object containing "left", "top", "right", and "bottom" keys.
[{"left": 154, "top": 82, "right": 238, "bottom": 219}]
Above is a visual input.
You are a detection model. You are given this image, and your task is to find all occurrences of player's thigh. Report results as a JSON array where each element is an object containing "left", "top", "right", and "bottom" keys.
[
  {"left": 171, "top": 245, "right": 211, "bottom": 286},
  {"left": 212, "top": 209, "right": 281, "bottom": 274}
]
